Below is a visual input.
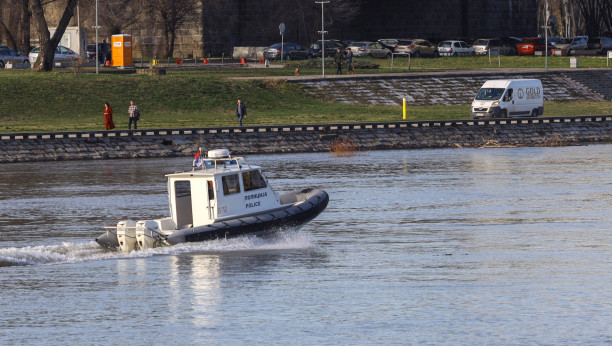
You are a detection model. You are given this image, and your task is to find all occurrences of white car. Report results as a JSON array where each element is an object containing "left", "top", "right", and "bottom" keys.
[
  {"left": 28, "top": 45, "right": 80, "bottom": 65},
  {"left": 438, "top": 40, "right": 475, "bottom": 57}
]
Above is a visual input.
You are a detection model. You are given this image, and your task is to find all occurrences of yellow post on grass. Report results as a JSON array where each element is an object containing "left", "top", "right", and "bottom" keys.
[{"left": 402, "top": 98, "right": 406, "bottom": 120}]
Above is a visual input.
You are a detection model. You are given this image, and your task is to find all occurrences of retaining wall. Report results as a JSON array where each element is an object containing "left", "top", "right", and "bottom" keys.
[{"left": 2, "top": 116, "right": 612, "bottom": 163}]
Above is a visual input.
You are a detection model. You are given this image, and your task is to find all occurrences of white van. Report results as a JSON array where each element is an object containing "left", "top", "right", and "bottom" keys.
[{"left": 470, "top": 79, "right": 543, "bottom": 119}]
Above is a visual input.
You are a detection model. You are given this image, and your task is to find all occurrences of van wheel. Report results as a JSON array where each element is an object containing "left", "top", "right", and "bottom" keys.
[
  {"left": 499, "top": 110, "right": 507, "bottom": 118},
  {"left": 530, "top": 109, "right": 538, "bottom": 117}
]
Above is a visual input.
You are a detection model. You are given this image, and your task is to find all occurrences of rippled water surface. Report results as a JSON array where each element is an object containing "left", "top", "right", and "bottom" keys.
[{"left": 1, "top": 146, "right": 612, "bottom": 344}]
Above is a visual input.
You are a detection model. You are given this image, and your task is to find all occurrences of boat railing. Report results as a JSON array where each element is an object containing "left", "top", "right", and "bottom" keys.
[{"left": 195, "top": 156, "right": 252, "bottom": 171}]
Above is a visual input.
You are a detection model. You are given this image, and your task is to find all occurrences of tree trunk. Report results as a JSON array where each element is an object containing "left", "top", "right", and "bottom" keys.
[
  {"left": 19, "top": 0, "right": 31, "bottom": 53},
  {"left": 30, "top": 0, "right": 79, "bottom": 71}
]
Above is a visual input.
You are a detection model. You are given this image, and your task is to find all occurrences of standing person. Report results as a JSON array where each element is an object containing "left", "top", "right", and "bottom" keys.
[
  {"left": 334, "top": 48, "right": 343, "bottom": 75},
  {"left": 235, "top": 99, "right": 247, "bottom": 126},
  {"left": 104, "top": 102, "right": 115, "bottom": 130},
  {"left": 345, "top": 47, "right": 354, "bottom": 75},
  {"left": 101, "top": 39, "right": 108, "bottom": 64},
  {"left": 128, "top": 100, "right": 140, "bottom": 129}
]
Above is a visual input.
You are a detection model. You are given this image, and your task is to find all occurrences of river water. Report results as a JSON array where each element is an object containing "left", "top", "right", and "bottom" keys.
[{"left": 1, "top": 145, "right": 612, "bottom": 344}]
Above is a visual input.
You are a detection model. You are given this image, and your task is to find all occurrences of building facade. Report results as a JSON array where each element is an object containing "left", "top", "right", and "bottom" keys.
[{"left": 32, "top": 0, "right": 537, "bottom": 59}]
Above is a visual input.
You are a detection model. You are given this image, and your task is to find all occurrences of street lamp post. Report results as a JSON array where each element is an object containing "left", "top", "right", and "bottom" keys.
[
  {"left": 93, "top": 0, "right": 100, "bottom": 74},
  {"left": 545, "top": 0, "right": 549, "bottom": 72},
  {"left": 315, "top": 1, "right": 329, "bottom": 77}
]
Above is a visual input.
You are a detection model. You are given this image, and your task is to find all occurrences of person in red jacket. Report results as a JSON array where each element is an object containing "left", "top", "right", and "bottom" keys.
[{"left": 104, "top": 102, "right": 115, "bottom": 130}]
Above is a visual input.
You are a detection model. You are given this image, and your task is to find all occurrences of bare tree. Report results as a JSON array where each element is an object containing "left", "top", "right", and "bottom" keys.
[
  {"left": 538, "top": 0, "right": 611, "bottom": 37},
  {"left": 142, "top": 0, "right": 198, "bottom": 58},
  {"left": 574, "top": 0, "right": 612, "bottom": 36},
  {"left": 73, "top": 0, "right": 139, "bottom": 40},
  {"left": 30, "top": 0, "right": 79, "bottom": 71},
  {"left": 100, "top": 0, "right": 139, "bottom": 37},
  {"left": 0, "top": 0, "right": 31, "bottom": 52}
]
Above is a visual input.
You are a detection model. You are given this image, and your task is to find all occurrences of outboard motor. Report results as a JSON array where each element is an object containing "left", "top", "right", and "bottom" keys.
[
  {"left": 117, "top": 220, "right": 137, "bottom": 253},
  {"left": 135, "top": 220, "right": 162, "bottom": 250}
]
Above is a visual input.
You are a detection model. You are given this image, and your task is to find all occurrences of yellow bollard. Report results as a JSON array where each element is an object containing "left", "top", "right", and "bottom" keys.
[{"left": 403, "top": 98, "right": 406, "bottom": 120}]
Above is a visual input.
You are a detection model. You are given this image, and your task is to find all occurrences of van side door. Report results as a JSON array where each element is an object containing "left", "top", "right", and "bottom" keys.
[{"left": 502, "top": 88, "right": 516, "bottom": 114}]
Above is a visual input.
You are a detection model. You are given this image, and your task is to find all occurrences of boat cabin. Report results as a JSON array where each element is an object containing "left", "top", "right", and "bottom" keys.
[{"left": 166, "top": 149, "right": 281, "bottom": 230}]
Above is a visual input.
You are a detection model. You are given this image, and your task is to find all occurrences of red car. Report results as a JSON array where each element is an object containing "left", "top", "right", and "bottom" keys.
[{"left": 518, "top": 38, "right": 553, "bottom": 55}]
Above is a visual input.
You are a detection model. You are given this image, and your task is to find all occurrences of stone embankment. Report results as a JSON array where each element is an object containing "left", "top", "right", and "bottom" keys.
[
  {"left": 2, "top": 70, "right": 611, "bottom": 163},
  {"left": 2, "top": 116, "right": 612, "bottom": 163},
  {"left": 294, "top": 70, "right": 611, "bottom": 105}
]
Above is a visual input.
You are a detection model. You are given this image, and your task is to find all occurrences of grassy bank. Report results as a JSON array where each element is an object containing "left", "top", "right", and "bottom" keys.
[{"left": 0, "top": 56, "right": 611, "bottom": 133}]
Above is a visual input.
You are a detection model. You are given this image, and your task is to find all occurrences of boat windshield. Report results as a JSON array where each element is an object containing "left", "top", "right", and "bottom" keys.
[{"left": 475, "top": 88, "right": 505, "bottom": 101}]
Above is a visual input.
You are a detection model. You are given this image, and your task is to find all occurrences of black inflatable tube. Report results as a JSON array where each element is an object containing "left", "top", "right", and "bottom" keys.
[{"left": 167, "top": 189, "right": 329, "bottom": 244}]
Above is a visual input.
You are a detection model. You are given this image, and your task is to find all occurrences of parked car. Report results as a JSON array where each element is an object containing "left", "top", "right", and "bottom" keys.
[
  {"left": 517, "top": 37, "right": 554, "bottom": 55},
  {"left": 587, "top": 37, "right": 612, "bottom": 54},
  {"left": 547, "top": 36, "right": 564, "bottom": 46},
  {"left": 308, "top": 40, "right": 346, "bottom": 58},
  {"left": 341, "top": 39, "right": 357, "bottom": 47},
  {"left": 263, "top": 43, "right": 309, "bottom": 60},
  {"left": 347, "top": 42, "right": 392, "bottom": 58},
  {"left": 554, "top": 36, "right": 588, "bottom": 55},
  {"left": 501, "top": 37, "right": 522, "bottom": 52},
  {"left": 472, "top": 38, "right": 516, "bottom": 56},
  {"left": 0, "top": 48, "right": 30, "bottom": 68},
  {"left": 28, "top": 45, "right": 80, "bottom": 65},
  {"left": 438, "top": 40, "right": 474, "bottom": 56},
  {"left": 377, "top": 38, "right": 400, "bottom": 51},
  {"left": 392, "top": 39, "right": 439, "bottom": 57},
  {"left": 86, "top": 43, "right": 110, "bottom": 62}
]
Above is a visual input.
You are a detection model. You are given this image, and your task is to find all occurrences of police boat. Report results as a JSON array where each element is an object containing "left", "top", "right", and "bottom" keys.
[{"left": 95, "top": 148, "right": 329, "bottom": 253}]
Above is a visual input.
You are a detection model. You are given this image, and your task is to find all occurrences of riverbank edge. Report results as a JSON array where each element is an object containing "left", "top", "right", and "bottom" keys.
[{"left": 2, "top": 116, "right": 611, "bottom": 163}]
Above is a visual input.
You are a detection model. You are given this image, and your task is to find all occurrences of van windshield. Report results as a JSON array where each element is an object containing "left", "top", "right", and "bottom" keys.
[{"left": 475, "top": 88, "right": 505, "bottom": 100}]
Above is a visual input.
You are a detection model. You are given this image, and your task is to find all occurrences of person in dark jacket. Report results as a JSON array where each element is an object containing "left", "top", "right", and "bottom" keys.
[
  {"left": 345, "top": 47, "right": 354, "bottom": 75},
  {"left": 236, "top": 99, "right": 247, "bottom": 126},
  {"left": 334, "top": 48, "right": 343, "bottom": 75}
]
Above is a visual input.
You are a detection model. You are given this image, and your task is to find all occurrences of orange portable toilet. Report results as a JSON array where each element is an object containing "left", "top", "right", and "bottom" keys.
[{"left": 111, "top": 34, "right": 133, "bottom": 67}]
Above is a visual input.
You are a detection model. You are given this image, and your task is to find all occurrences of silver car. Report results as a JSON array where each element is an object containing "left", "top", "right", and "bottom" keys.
[
  {"left": 554, "top": 36, "right": 588, "bottom": 55},
  {"left": 438, "top": 40, "right": 475, "bottom": 57},
  {"left": 28, "top": 45, "right": 80, "bottom": 65},
  {"left": 0, "top": 48, "right": 30, "bottom": 68},
  {"left": 472, "top": 38, "right": 515, "bottom": 56},
  {"left": 347, "top": 42, "right": 392, "bottom": 58}
]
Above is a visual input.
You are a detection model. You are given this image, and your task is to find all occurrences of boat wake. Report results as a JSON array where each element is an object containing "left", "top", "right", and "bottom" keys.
[{"left": 0, "top": 230, "right": 317, "bottom": 268}]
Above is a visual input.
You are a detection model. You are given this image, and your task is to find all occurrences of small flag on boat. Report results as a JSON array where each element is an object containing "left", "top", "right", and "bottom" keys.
[{"left": 194, "top": 150, "right": 202, "bottom": 167}]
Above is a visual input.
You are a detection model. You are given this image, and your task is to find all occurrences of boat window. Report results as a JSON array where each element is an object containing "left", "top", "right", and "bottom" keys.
[
  {"left": 175, "top": 180, "right": 191, "bottom": 197},
  {"left": 222, "top": 174, "right": 241, "bottom": 195},
  {"left": 242, "top": 170, "right": 267, "bottom": 191}
]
